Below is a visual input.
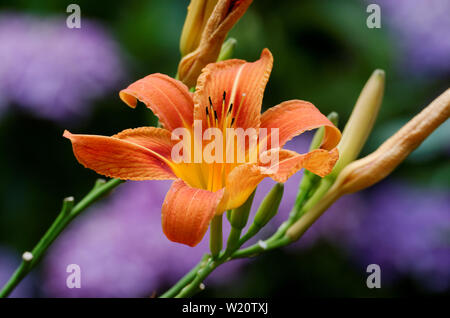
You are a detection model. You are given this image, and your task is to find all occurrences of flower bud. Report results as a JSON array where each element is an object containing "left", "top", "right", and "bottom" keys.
[
  {"left": 217, "top": 37, "right": 237, "bottom": 62},
  {"left": 229, "top": 190, "right": 255, "bottom": 230},
  {"left": 286, "top": 88, "right": 450, "bottom": 242},
  {"left": 179, "top": 0, "right": 219, "bottom": 57},
  {"left": 253, "top": 183, "right": 284, "bottom": 229},
  {"left": 334, "top": 88, "right": 450, "bottom": 195},
  {"left": 331, "top": 69, "right": 385, "bottom": 177},
  {"left": 289, "top": 72, "right": 384, "bottom": 233},
  {"left": 178, "top": 0, "right": 253, "bottom": 87}
]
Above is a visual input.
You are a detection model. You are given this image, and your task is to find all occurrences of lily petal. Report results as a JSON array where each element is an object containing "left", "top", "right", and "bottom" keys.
[
  {"left": 119, "top": 73, "right": 194, "bottom": 131},
  {"left": 162, "top": 179, "right": 224, "bottom": 246},
  {"left": 218, "top": 163, "right": 265, "bottom": 211},
  {"left": 260, "top": 100, "right": 341, "bottom": 151},
  {"left": 212, "top": 147, "right": 339, "bottom": 212},
  {"left": 194, "top": 48, "right": 273, "bottom": 131},
  {"left": 113, "top": 127, "right": 175, "bottom": 159},
  {"left": 260, "top": 148, "right": 340, "bottom": 182},
  {"left": 63, "top": 128, "right": 177, "bottom": 180}
]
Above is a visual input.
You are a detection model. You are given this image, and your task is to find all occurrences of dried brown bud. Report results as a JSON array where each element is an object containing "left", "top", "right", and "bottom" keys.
[
  {"left": 178, "top": 0, "right": 253, "bottom": 87},
  {"left": 286, "top": 88, "right": 450, "bottom": 242}
]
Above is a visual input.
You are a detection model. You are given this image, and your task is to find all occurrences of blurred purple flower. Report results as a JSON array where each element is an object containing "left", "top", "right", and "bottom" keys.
[
  {"left": 346, "top": 182, "right": 450, "bottom": 291},
  {"left": 373, "top": 0, "right": 450, "bottom": 74},
  {"left": 289, "top": 179, "right": 449, "bottom": 292},
  {"left": 255, "top": 135, "right": 449, "bottom": 291},
  {"left": 43, "top": 180, "right": 244, "bottom": 297},
  {"left": 0, "top": 247, "right": 34, "bottom": 297},
  {"left": 0, "top": 13, "right": 124, "bottom": 122}
]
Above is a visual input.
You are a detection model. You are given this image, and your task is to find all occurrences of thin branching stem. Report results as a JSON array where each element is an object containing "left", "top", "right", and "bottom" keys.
[{"left": 0, "top": 178, "right": 124, "bottom": 298}]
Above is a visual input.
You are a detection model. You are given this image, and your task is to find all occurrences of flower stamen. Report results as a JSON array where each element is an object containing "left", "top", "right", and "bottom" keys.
[{"left": 233, "top": 93, "right": 247, "bottom": 127}]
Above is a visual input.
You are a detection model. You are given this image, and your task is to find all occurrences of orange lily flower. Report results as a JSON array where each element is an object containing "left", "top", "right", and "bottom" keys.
[{"left": 64, "top": 49, "right": 341, "bottom": 247}]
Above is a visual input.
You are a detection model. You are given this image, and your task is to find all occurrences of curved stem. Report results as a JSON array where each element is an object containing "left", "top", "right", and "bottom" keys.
[
  {"left": 0, "top": 178, "right": 124, "bottom": 298},
  {"left": 231, "top": 236, "right": 291, "bottom": 259},
  {"left": 223, "top": 227, "right": 241, "bottom": 256},
  {"left": 160, "top": 169, "right": 336, "bottom": 298},
  {"left": 160, "top": 254, "right": 209, "bottom": 298},
  {"left": 175, "top": 259, "right": 219, "bottom": 298},
  {"left": 171, "top": 235, "right": 292, "bottom": 298}
]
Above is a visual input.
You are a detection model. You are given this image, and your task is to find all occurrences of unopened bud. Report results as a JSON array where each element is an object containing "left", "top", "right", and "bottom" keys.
[
  {"left": 253, "top": 183, "right": 284, "bottom": 228},
  {"left": 335, "top": 88, "right": 450, "bottom": 195},
  {"left": 331, "top": 69, "right": 385, "bottom": 177},
  {"left": 229, "top": 190, "right": 255, "bottom": 230},
  {"left": 287, "top": 88, "right": 450, "bottom": 242},
  {"left": 179, "top": 0, "right": 219, "bottom": 57},
  {"left": 217, "top": 37, "right": 237, "bottom": 62}
]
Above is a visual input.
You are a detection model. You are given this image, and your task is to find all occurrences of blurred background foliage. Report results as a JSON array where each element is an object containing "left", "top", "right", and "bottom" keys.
[{"left": 0, "top": 0, "right": 448, "bottom": 297}]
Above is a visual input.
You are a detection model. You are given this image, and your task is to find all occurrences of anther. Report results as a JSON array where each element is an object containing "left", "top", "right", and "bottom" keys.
[
  {"left": 230, "top": 117, "right": 235, "bottom": 126},
  {"left": 214, "top": 110, "right": 218, "bottom": 120},
  {"left": 208, "top": 96, "right": 213, "bottom": 108},
  {"left": 223, "top": 91, "right": 226, "bottom": 101},
  {"left": 228, "top": 103, "right": 233, "bottom": 114},
  {"left": 205, "top": 107, "right": 209, "bottom": 116}
]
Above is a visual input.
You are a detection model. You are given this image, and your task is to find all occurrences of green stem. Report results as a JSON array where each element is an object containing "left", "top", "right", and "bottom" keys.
[
  {"left": 223, "top": 227, "right": 242, "bottom": 256},
  {"left": 0, "top": 263, "right": 30, "bottom": 299},
  {"left": 160, "top": 170, "right": 336, "bottom": 298},
  {"left": 298, "top": 177, "right": 334, "bottom": 216},
  {"left": 0, "top": 178, "right": 124, "bottom": 298},
  {"left": 209, "top": 215, "right": 223, "bottom": 259},
  {"left": 175, "top": 259, "right": 219, "bottom": 298},
  {"left": 232, "top": 236, "right": 291, "bottom": 259},
  {"left": 232, "top": 178, "right": 336, "bottom": 260},
  {"left": 229, "top": 178, "right": 336, "bottom": 261},
  {"left": 269, "top": 178, "right": 315, "bottom": 241},
  {"left": 160, "top": 254, "right": 209, "bottom": 298},
  {"left": 172, "top": 235, "right": 293, "bottom": 298},
  {"left": 237, "top": 224, "right": 259, "bottom": 247}
]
